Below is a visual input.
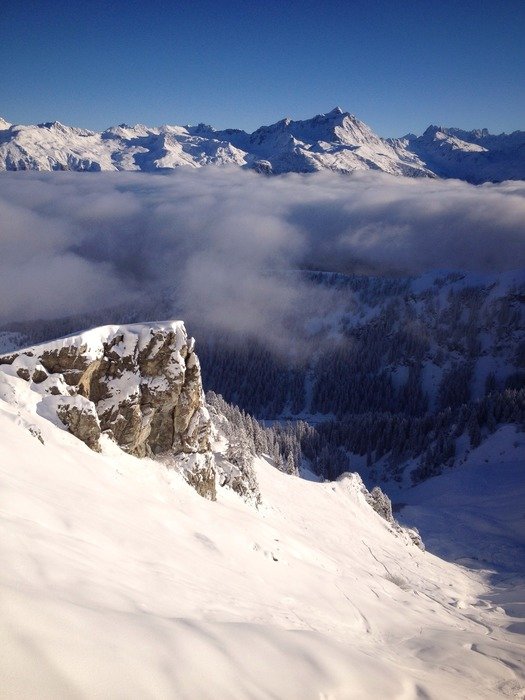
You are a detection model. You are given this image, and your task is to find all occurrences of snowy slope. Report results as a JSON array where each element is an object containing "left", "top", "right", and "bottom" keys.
[
  {"left": 397, "top": 425, "right": 525, "bottom": 574},
  {"left": 1, "top": 354, "right": 524, "bottom": 697},
  {"left": 2, "top": 108, "right": 522, "bottom": 180}
]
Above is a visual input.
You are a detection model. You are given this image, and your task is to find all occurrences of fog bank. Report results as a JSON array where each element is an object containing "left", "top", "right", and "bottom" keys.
[{"left": 1, "top": 170, "right": 524, "bottom": 341}]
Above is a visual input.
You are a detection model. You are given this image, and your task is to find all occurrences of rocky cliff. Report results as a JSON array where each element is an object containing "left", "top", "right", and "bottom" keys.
[{"left": 0, "top": 321, "right": 217, "bottom": 498}]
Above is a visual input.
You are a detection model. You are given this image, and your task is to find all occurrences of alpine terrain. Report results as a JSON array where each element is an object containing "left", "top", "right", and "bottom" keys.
[
  {"left": 1, "top": 108, "right": 524, "bottom": 700},
  {"left": 1, "top": 321, "right": 524, "bottom": 698}
]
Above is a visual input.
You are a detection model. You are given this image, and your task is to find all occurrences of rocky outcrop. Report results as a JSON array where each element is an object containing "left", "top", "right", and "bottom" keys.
[{"left": 0, "top": 322, "right": 216, "bottom": 498}]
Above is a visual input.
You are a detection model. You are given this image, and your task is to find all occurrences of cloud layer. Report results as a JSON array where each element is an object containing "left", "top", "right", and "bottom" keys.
[{"left": 1, "top": 169, "right": 524, "bottom": 343}]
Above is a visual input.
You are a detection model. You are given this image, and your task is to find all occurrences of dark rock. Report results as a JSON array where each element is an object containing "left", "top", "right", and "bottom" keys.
[
  {"left": 32, "top": 368, "right": 48, "bottom": 383},
  {"left": 56, "top": 400, "right": 101, "bottom": 452}
]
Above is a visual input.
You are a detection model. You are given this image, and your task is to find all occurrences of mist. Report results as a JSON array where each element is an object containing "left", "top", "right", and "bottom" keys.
[{"left": 1, "top": 169, "right": 524, "bottom": 345}]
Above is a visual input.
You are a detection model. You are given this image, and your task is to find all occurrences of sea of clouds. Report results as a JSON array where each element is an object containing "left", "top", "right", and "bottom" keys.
[{"left": 1, "top": 169, "right": 524, "bottom": 342}]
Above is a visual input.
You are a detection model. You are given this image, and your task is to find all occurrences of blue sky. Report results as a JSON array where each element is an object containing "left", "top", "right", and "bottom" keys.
[{"left": 1, "top": 0, "right": 523, "bottom": 136}]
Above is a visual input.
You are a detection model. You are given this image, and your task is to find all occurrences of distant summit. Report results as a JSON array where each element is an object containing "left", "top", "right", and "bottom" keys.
[
  {"left": 393, "top": 124, "right": 525, "bottom": 182},
  {"left": 0, "top": 109, "right": 523, "bottom": 182}
]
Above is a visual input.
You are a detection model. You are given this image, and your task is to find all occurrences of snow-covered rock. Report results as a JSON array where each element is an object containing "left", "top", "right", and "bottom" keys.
[
  {"left": 206, "top": 396, "right": 261, "bottom": 505},
  {"left": 0, "top": 321, "right": 273, "bottom": 505},
  {"left": 0, "top": 321, "right": 217, "bottom": 496}
]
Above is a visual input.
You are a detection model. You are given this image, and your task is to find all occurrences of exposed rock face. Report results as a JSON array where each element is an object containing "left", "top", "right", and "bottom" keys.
[
  {"left": 0, "top": 322, "right": 216, "bottom": 497},
  {"left": 55, "top": 397, "right": 102, "bottom": 452}
]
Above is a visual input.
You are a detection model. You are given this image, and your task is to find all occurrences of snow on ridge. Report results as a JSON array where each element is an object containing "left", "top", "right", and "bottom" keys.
[{"left": 0, "top": 320, "right": 188, "bottom": 363}]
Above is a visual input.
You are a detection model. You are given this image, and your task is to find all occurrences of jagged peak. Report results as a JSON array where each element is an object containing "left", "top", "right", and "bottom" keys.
[
  {"left": 38, "top": 120, "right": 68, "bottom": 130},
  {"left": 186, "top": 122, "right": 216, "bottom": 134},
  {"left": 250, "top": 109, "right": 364, "bottom": 143},
  {"left": 37, "top": 120, "right": 95, "bottom": 137},
  {"left": 41, "top": 120, "right": 61, "bottom": 127},
  {"left": 442, "top": 126, "right": 491, "bottom": 139},
  {"left": 309, "top": 107, "right": 352, "bottom": 122},
  {"left": 102, "top": 123, "right": 152, "bottom": 138},
  {"left": 0, "top": 116, "right": 12, "bottom": 129},
  {"left": 423, "top": 124, "right": 442, "bottom": 136},
  {"left": 423, "top": 124, "right": 491, "bottom": 139},
  {"left": 396, "top": 133, "right": 418, "bottom": 142},
  {"left": 315, "top": 107, "right": 361, "bottom": 123}
]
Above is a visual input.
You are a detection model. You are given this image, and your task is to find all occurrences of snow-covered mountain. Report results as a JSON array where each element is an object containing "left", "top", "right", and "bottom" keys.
[
  {"left": 391, "top": 126, "right": 525, "bottom": 183},
  {"left": 1, "top": 108, "right": 522, "bottom": 180},
  {"left": 1, "top": 320, "right": 524, "bottom": 698}
]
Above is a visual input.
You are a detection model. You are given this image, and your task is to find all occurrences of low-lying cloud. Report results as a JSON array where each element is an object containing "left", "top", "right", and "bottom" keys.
[{"left": 1, "top": 169, "right": 524, "bottom": 345}]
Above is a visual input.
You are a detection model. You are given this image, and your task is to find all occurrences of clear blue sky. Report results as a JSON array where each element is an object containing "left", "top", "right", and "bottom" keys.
[{"left": 1, "top": 0, "right": 523, "bottom": 136}]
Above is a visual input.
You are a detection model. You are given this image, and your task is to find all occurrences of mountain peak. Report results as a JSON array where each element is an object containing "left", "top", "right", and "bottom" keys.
[
  {"left": 38, "top": 120, "right": 67, "bottom": 130},
  {"left": 37, "top": 120, "right": 95, "bottom": 137},
  {"left": 423, "top": 125, "right": 442, "bottom": 137}
]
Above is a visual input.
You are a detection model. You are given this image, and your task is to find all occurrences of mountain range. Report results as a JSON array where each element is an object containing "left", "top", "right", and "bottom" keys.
[{"left": 1, "top": 108, "right": 523, "bottom": 182}]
